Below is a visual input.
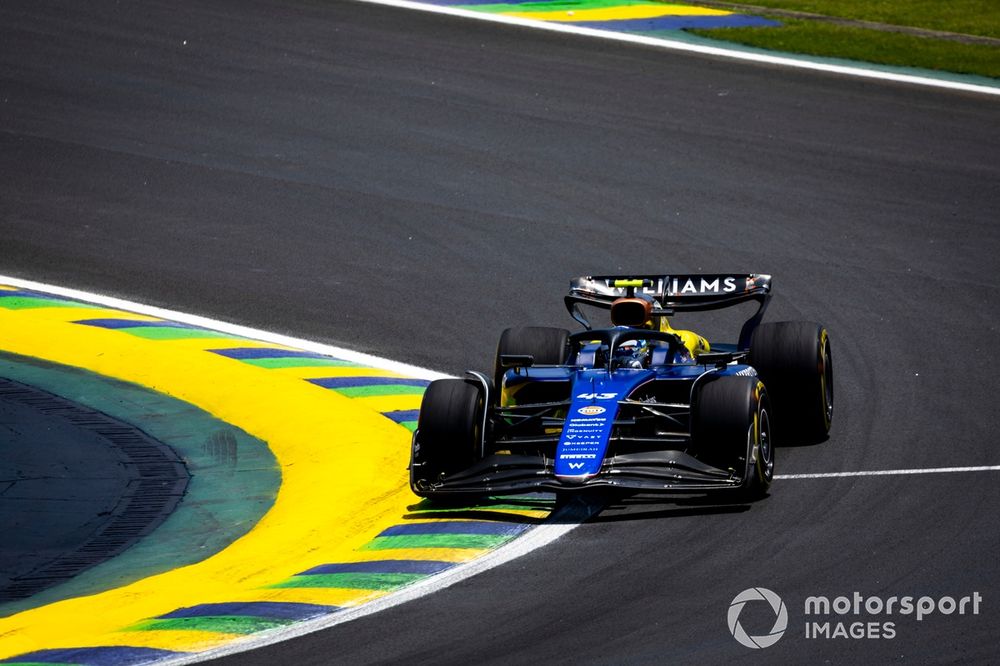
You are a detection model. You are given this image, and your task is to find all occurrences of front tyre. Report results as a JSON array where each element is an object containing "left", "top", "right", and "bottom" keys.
[
  {"left": 750, "top": 321, "right": 833, "bottom": 442},
  {"left": 693, "top": 375, "right": 773, "bottom": 500},
  {"left": 410, "top": 378, "right": 485, "bottom": 498}
]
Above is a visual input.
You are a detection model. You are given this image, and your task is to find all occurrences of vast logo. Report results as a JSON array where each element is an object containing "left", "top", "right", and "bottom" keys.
[
  {"left": 728, "top": 588, "right": 788, "bottom": 649},
  {"left": 577, "top": 405, "right": 606, "bottom": 416}
]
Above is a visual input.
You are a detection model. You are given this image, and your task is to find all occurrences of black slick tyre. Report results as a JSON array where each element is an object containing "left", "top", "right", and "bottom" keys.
[
  {"left": 693, "top": 375, "right": 773, "bottom": 500},
  {"left": 410, "top": 378, "right": 484, "bottom": 498},
  {"left": 493, "top": 326, "right": 570, "bottom": 400},
  {"left": 750, "top": 321, "right": 833, "bottom": 443}
]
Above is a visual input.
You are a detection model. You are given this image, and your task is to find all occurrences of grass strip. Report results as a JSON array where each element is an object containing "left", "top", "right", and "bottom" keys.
[
  {"left": 689, "top": 19, "right": 1000, "bottom": 79},
  {"left": 696, "top": 0, "right": 1000, "bottom": 38}
]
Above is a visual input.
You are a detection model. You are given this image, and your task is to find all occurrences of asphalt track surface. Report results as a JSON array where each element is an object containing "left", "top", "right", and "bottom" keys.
[{"left": 2, "top": 0, "right": 999, "bottom": 662}]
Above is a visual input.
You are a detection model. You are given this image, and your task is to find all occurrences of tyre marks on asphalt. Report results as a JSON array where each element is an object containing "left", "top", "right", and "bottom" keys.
[
  {"left": 0, "top": 279, "right": 554, "bottom": 666},
  {"left": 0, "top": 351, "right": 279, "bottom": 620}
]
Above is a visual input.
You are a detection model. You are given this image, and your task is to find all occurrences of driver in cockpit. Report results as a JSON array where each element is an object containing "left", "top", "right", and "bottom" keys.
[{"left": 610, "top": 295, "right": 710, "bottom": 367}]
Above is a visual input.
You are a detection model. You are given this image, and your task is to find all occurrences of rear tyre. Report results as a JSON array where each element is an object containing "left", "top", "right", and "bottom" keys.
[
  {"left": 750, "top": 321, "right": 833, "bottom": 443},
  {"left": 693, "top": 375, "right": 773, "bottom": 500},
  {"left": 493, "top": 326, "right": 570, "bottom": 399},
  {"left": 410, "top": 379, "right": 485, "bottom": 498}
]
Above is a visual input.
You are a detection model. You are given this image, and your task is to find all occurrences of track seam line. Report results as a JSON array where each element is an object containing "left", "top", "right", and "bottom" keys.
[{"left": 776, "top": 465, "right": 1000, "bottom": 479}]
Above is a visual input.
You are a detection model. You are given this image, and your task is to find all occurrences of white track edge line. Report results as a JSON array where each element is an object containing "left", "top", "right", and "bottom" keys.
[
  {"left": 159, "top": 507, "right": 593, "bottom": 665},
  {"left": 776, "top": 465, "right": 1000, "bottom": 479},
  {"left": 353, "top": 0, "right": 1000, "bottom": 97},
  {"left": 162, "top": 465, "right": 1000, "bottom": 661},
  {"left": 1, "top": 273, "right": 593, "bottom": 662},
  {"left": 0, "top": 274, "right": 451, "bottom": 381},
  {"left": 7, "top": 274, "right": 999, "bottom": 660}
]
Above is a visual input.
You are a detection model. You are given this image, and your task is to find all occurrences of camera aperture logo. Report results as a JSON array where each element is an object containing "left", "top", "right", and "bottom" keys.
[
  {"left": 728, "top": 587, "right": 983, "bottom": 647},
  {"left": 728, "top": 587, "right": 788, "bottom": 649}
]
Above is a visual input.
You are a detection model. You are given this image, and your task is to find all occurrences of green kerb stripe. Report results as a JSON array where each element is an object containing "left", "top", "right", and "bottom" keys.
[
  {"left": 361, "top": 533, "right": 512, "bottom": 550},
  {"left": 0, "top": 297, "right": 98, "bottom": 310},
  {"left": 413, "top": 502, "right": 553, "bottom": 513},
  {"left": 118, "top": 327, "right": 243, "bottom": 340},
  {"left": 334, "top": 385, "right": 426, "bottom": 398},
  {"left": 240, "top": 357, "right": 358, "bottom": 369},
  {"left": 271, "top": 572, "right": 425, "bottom": 590},
  {"left": 129, "top": 615, "right": 292, "bottom": 635}
]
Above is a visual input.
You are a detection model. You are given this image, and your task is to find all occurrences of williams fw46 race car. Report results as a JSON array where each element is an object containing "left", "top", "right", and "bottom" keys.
[{"left": 409, "top": 275, "right": 833, "bottom": 502}]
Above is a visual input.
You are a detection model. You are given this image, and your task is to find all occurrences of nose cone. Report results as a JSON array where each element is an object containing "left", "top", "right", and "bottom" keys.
[{"left": 554, "top": 472, "right": 594, "bottom": 485}]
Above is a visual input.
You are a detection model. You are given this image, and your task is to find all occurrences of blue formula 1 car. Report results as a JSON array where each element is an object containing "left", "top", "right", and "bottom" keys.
[{"left": 409, "top": 274, "right": 833, "bottom": 502}]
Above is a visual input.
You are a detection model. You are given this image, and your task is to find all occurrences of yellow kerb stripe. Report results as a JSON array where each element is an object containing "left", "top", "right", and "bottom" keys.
[{"left": 507, "top": 3, "right": 730, "bottom": 22}]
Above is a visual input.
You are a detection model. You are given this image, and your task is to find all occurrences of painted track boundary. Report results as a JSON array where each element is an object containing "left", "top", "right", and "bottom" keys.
[
  {"left": 776, "top": 465, "right": 1000, "bottom": 480},
  {"left": 351, "top": 0, "right": 1000, "bottom": 97},
  {"left": 159, "top": 498, "right": 601, "bottom": 664},
  {"left": 0, "top": 275, "right": 567, "bottom": 664},
  {"left": 0, "top": 275, "right": 450, "bottom": 382},
  {"left": 6, "top": 274, "right": 996, "bottom": 664}
]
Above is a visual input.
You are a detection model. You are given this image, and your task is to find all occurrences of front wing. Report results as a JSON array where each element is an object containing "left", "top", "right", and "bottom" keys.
[{"left": 409, "top": 446, "right": 747, "bottom": 498}]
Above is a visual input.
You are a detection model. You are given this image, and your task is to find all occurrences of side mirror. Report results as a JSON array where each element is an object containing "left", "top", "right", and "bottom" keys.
[{"left": 499, "top": 354, "right": 534, "bottom": 369}]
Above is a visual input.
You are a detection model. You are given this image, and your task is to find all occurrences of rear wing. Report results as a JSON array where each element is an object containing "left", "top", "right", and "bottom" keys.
[{"left": 565, "top": 274, "right": 772, "bottom": 349}]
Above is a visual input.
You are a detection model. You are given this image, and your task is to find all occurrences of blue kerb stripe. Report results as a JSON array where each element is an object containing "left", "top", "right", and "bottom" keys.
[
  {"left": 74, "top": 318, "right": 196, "bottom": 330},
  {"left": 208, "top": 347, "right": 341, "bottom": 361},
  {"left": 379, "top": 521, "right": 529, "bottom": 537},
  {"left": 0, "top": 646, "right": 186, "bottom": 665},
  {"left": 384, "top": 409, "right": 420, "bottom": 423},
  {"left": 309, "top": 377, "right": 430, "bottom": 389},
  {"left": 0, "top": 289, "right": 66, "bottom": 300},
  {"left": 297, "top": 560, "right": 456, "bottom": 576},
  {"left": 158, "top": 601, "right": 337, "bottom": 621},
  {"left": 578, "top": 15, "right": 779, "bottom": 31}
]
